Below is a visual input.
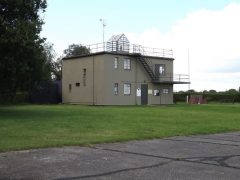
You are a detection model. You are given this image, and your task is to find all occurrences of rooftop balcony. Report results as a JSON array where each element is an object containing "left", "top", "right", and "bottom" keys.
[
  {"left": 84, "top": 34, "right": 189, "bottom": 85},
  {"left": 86, "top": 42, "right": 173, "bottom": 58}
]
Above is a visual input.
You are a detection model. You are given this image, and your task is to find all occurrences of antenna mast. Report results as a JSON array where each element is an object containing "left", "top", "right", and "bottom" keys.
[
  {"left": 99, "top": 18, "right": 106, "bottom": 50},
  {"left": 188, "top": 49, "right": 191, "bottom": 90}
]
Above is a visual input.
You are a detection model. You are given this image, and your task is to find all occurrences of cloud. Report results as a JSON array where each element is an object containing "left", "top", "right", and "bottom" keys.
[
  {"left": 211, "top": 58, "right": 240, "bottom": 73},
  {"left": 126, "top": 2, "right": 240, "bottom": 91}
]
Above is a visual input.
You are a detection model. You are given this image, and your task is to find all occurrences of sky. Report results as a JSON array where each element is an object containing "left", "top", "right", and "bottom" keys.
[{"left": 41, "top": 0, "right": 240, "bottom": 91}]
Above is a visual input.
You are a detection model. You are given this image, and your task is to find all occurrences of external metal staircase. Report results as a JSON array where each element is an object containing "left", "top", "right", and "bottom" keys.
[
  {"left": 136, "top": 55, "right": 190, "bottom": 84},
  {"left": 137, "top": 55, "right": 158, "bottom": 81},
  {"left": 83, "top": 41, "right": 189, "bottom": 84}
]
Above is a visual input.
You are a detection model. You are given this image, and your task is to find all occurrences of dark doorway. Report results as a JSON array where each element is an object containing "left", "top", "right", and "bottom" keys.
[{"left": 141, "top": 84, "right": 148, "bottom": 105}]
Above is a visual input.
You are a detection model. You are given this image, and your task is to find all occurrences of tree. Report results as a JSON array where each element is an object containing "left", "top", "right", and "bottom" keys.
[
  {"left": 42, "top": 42, "right": 57, "bottom": 81},
  {"left": 187, "top": 89, "right": 196, "bottom": 93},
  {"left": 64, "top": 44, "right": 90, "bottom": 57},
  {"left": 0, "top": 0, "right": 47, "bottom": 98},
  {"left": 209, "top": 89, "right": 217, "bottom": 93},
  {"left": 42, "top": 42, "right": 63, "bottom": 81},
  {"left": 226, "top": 89, "right": 238, "bottom": 94},
  {"left": 51, "top": 56, "right": 62, "bottom": 80}
]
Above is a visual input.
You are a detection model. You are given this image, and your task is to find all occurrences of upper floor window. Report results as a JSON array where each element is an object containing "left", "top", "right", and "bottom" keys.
[
  {"left": 114, "top": 57, "right": 118, "bottom": 69},
  {"left": 124, "top": 58, "right": 131, "bottom": 70},
  {"left": 159, "top": 64, "right": 165, "bottom": 75}
]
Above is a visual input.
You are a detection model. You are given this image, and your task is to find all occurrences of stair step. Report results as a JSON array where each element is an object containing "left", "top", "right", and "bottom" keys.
[{"left": 138, "top": 56, "right": 158, "bottom": 81}]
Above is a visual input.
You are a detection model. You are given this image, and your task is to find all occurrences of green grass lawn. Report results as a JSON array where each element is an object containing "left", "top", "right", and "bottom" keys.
[{"left": 0, "top": 104, "right": 240, "bottom": 152}]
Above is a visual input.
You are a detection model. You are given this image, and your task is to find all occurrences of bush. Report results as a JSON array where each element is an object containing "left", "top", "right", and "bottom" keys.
[
  {"left": 174, "top": 92, "right": 240, "bottom": 103},
  {"left": 174, "top": 93, "right": 189, "bottom": 103},
  {"left": 0, "top": 92, "right": 29, "bottom": 104}
]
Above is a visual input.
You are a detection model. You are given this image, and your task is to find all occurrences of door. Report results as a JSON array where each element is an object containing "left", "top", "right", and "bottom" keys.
[
  {"left": 155, "top": 64, "right": 165, "bottom": 76},
  {"left": 141, "top": 84, "right": 148, "bottom": 105}
]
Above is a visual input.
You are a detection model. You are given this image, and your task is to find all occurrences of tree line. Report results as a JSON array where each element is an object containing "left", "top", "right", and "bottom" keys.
[
  {"left": 0, "top": 0, "right": 89, "bottom": 103},
  {"left": 174, "top": 89, "right": 240, "bottom": 103}
]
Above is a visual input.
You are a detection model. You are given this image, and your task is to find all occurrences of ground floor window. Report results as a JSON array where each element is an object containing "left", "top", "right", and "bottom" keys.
[
  {"left": 69, "top": 84, "right": 72, "bottom": 93},
  {"left": 114, "top": 83, "right": 118, "bottom": 95},
  {"left": 124, "top": 83, "right": 131, "bottom": 95},
  {"left": 163, "top": 88, "right": 169, "bottom": 94},
  {"left": 83, "top": 68, "right": 86, "bottom": 86},
  {"left": 153, "top": 90, "right": 160, "bottom": 96}
]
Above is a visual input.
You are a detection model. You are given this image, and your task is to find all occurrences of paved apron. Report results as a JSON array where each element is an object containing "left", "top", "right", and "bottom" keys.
[{"left": 1, "top": 132, "right": 240, "bottom": 179}]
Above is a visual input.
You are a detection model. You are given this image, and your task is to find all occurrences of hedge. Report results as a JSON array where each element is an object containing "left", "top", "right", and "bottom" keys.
[
  {"left": 174, "top": 93, "right": 240, "bottom": 103},
  {"left": 0, "top": 92, "right": 29, "bottom": 104}
]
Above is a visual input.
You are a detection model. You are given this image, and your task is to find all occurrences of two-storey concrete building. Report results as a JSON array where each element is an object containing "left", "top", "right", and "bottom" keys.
[{"left": 62, "top": 34, "right": 189, "bottom": 105}]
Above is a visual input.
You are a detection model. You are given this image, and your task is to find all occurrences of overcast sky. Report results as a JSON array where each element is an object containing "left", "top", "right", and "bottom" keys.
[{"left": 41, "top": 0, "right": 240, "bottom": 91}]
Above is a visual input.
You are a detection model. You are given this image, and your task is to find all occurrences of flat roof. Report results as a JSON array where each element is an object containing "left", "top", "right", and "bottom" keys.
[{"left": 62, "top": 51, "right": 174, "bottom": 61}]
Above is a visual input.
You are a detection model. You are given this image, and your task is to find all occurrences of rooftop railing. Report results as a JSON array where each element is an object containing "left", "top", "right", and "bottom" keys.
[{"left": 86, "top": 42, "right": 173, "bottom": 58}]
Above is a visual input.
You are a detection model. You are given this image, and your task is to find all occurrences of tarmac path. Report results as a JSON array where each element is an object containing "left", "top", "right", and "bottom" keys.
[{"left": 1, "top": 132, "right": 240, "bottom": 179}]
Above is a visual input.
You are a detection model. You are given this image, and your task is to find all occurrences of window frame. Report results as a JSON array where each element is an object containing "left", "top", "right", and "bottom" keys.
[
  {"left": 124, "top": 58, "right": 131, "bottom": 70},
  {"left": 159, "top": 64, "right": 166, "bottom": 76},
  {"left": 69, "top": 84, "right": 72, "bottom": 93},
  {"left": 114, "top": 83, "right": 118, "bottom": 95},
  {"left": 153, "top": 89, "right": 160, "bottom": 96},
  {"left": 114, "top": 57, "right": 118, "bottom": 69},
  {"left": 162, "top": 88, "right": 169, "bottom": 94},
  {"left": 83, "top": 68, "right": 86, "bottom": 86},
  {"left": 124, "top": 83, "right": 131, "bottom": 95}
]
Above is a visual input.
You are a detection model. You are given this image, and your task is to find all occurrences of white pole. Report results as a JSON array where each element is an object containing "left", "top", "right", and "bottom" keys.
[{"left": 188, "top": 49, "right": 190, "bottom": 91}]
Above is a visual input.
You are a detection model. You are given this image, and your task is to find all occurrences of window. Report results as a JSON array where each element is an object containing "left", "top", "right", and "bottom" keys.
[
  {"left": 124, "top": 58, "right": 131, "bottom": 70},
  {"left": 124, "top": 83, "right": 131, "bottom": 95},
  {"left": 83, "top": 68, "right": 86, "bottom": 86},
  {"left": 69, "top": 84, "right": 72, "bottom": 93},
  {"left": 76, "top": 82, "right": 80, "bottom": 87},
  {"left": 153, "top": 90, "right": 160, "bottom": 96},
  {"left": 159, "top": 64, "right": 165, "bottom": 75},
  {"left": 119, "top": 45, "right": 123, "bottom": 51},
  {"left": 114, "top": 57, "right": 118, "bottom": 69},
  {"left": 163, "top": 88, "right": 169, "bottom": 94},
  {"left": 114, "top": 83, "right": 118, "bottom": 95}
]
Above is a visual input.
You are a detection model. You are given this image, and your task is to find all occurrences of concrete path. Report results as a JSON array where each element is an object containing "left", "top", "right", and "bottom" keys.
[{"left": 1, "top": 132, "right": 240, "bottom": 180}]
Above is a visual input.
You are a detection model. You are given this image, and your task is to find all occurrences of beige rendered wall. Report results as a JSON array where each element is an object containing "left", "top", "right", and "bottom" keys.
[
  {"left": 62, "top": 53, "right": 174, "bottom": 105},
  {"left": 147, "top": 84, "right": 173, "bottom": 104},
  {"left": 62, "top": 55, "right": 105, "bottom": 104},
  {"left": 146, "top": 58, "right": 173, "bottom": 105},
  {"left": 100, "top": 54, "right": 137, "bottom": 105},
  {"left": 96, "top": 54, "right": 173, "bottom": 105}
]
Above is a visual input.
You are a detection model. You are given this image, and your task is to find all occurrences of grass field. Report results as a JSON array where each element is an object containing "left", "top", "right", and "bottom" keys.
[{"left": 0, "top": 104, "right": 240, "bottom": 152}]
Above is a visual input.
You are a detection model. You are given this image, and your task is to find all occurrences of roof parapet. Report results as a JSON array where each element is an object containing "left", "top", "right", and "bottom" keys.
[{"left": 86, "top": 42, "right": 173, "bottom": 58}]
